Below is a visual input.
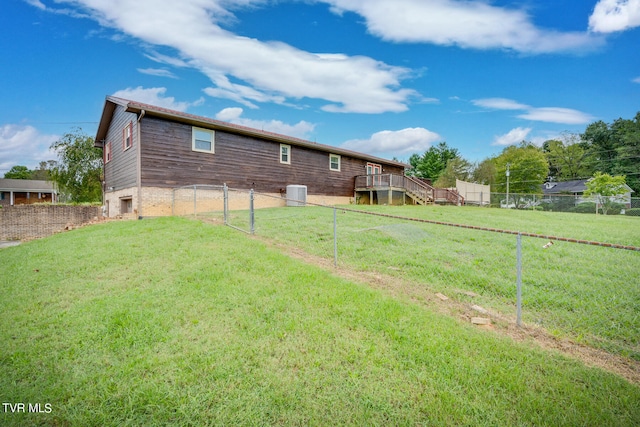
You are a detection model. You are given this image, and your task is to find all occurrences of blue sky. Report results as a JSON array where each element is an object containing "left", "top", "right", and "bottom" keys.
[{"left": 1, "top": 0, "right": 639, "bottom": 175}]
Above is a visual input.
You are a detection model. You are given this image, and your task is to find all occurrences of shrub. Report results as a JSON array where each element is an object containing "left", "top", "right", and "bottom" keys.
[
  {"left": 575, "top": 202, "right": 625, "bottom": 215},
  {"left": 575, "top": 202, "right": 596, "bottom": 214},
  {"left": 605, "top": 203, "right": 625, "bottom": 215},
  {"left": 625, "top": 208, "right": 640, "bottom": 216}
]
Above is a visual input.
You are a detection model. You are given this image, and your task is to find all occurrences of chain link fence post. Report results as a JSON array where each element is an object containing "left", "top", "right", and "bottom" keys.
[
  {"left": 193, "top": 185, "right": 197, "bottom": 217},
  {"left": 249, "top": 189, "right": 255, "bottom": 235},
  {"left": 516, "top": 233, "right": 523, "bottom": 327},
  {"left": 333, "top": 207, "right": 338, "bottom": 267},
  {"left": 223, "top": 183, "right": 228, "bottom": 225}
]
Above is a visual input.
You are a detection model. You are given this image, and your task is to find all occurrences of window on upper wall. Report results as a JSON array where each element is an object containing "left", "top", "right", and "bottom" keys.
[
  {"left": 329, "top": 154, "right": 341, "bottom": 171},
  {"left": 105, "top": 141, "right": 112, "bottom": 163},
  {"left": 192, "top": 127, "right": 215, "bottom": 153},
  {"left": 280, "top": 144, "right": 291, "bottom": 164},
  {"left": 123, "top": 122, "right": 133, "bottom": 151}
]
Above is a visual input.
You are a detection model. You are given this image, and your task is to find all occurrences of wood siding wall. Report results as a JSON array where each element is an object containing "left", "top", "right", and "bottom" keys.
[
  {"left": 103, "top": 106, "right": 138, "bottom": 191},
  {"left": 139, "top": 117, "right": 404, "bottom": 197}
]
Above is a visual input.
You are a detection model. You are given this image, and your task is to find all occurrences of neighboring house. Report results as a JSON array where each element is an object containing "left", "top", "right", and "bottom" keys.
[
  {"left": 95, "top": 96, "right": 408, "bottom": 217},
  {"left": 543, "top": 179, "right": 589, "bottom": 197},
  {"left": 0, "top": 179, "right": 56, "bottom": 206},
  {"left": 543, "top": 179, "right": 634, "bottom": 207}
]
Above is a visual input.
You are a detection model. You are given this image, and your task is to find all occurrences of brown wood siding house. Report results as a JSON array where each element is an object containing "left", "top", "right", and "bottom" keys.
[{"left": 95, "top": 96, "right": 406, "bottom": 217}]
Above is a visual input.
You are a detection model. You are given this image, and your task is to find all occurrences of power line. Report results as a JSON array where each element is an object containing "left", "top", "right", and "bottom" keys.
[{"left": 21, "top": 121, "right": 99, "bottom": 125}]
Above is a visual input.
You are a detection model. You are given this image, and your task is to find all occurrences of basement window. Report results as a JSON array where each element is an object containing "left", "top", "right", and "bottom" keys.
[
  {"left": 192, "top": 127, "right": 215, "bottom": 153},
  {"left": 120, "top": 197, "right": 133, "bottom": 214},
  {"left": 329, "top": 154, "right": 341, "bottom": 171},
  {"left": 280, "top": 144, "right": 291, "bottom": 164}
]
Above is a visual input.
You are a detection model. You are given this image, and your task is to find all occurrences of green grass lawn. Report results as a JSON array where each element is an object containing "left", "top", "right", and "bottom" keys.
[
  {"left": 251, "top": 204, "right": 640, "bottom": 360},
  {"left": 1, "top": 217, "right": 639, "bottom": 426}
]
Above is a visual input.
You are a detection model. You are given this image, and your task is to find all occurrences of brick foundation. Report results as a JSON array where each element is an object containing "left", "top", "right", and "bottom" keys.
[
  {"left": 104, "top": 187, "right": 138, "bottom": 218},
  {"left": 138, "top": 186, "right": 353, "bottom": 217}
]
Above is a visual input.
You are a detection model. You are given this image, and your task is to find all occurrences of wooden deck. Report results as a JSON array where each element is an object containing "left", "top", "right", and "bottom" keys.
[{"left": 354, "top": 174, "right": 464, "bottom": 206}]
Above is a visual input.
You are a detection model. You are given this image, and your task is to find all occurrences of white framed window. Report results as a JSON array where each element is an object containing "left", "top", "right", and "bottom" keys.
[
  {"left": 329, "top": 154, "right": 341, "bottom": 171},
  {"left": 280, "top": 144, "right": 291, "bottom": 164},
  {"left": 192, "top": 127, "right": 215, "bottom": 153},
  {"left": 123, "top": 122, "right": 133, "bottom": 151},
  {"left": 105, "top": 141, "right": 112, "bottom": 163}
]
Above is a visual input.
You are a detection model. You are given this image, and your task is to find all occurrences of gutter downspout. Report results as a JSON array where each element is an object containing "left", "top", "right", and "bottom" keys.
[
  {"left": 137, "top": 109, "right": 145, "bottom": 219},
  {"left": 100, "top": 139, "right": 105, "bottom": 215}
]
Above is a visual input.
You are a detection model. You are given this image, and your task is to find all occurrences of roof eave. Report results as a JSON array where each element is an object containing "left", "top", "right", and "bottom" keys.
[
  {"left": 94, "top": 97, "right": 125, "bottom": 147},
  {"left": 115, "top": 97, "right": 408, "bottom": 168}
]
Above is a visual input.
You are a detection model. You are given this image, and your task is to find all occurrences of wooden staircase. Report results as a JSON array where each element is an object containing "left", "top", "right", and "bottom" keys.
[
  {"left": 354, "top": 174, "right": 464, "bottom": 206},
  {"left": 403, "top": 176, "right": 434, "bottom": 205}
]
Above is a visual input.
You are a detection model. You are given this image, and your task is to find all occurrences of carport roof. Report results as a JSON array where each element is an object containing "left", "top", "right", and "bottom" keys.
[{"left": 0, "top": 179, "right": 55, "bottom": 192}]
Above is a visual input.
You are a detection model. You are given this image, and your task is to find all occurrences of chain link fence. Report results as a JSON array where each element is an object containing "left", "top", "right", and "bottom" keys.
[
  {"left": 461, "top": 192, "right": 640, "bottom": 215},
  {"left": 171, "top": 184, "right": 256, "bottom": 231},
  {"left": 173, "top": 185, "right": 640, "bottom": 360}
]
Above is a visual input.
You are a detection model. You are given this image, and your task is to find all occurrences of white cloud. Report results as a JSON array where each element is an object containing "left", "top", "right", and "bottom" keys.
[
  {"left": 323, "top": 0, "right": 601, "bottom": 53},
  {"left": 137, "top": 68, "right": 178, "bottom": 79},
  {"left": 144, "top": 52, "right": 190, "bottom": 68},
  {"left": 214, "top": 107, "right": 315, "bottom": 139},
  {"left": 633, "top": 76, "right": 640, "bottom": 83},
  {"left": 39, "top": 0, "right": 417, "bottom": 114},
  {"left": 492, "top": 127, "right": 532, "bottom": 146},
  {"left": 473, "top": 98, "right": 594, "bottom": 125},
  {"left": 517, "top": 107, "right": 594, "bottom": 125},
  {"left": 111, "top": 87, "right": 203, "bottom": 111},
  {"left": 472, "top": 98, "right": 531, "bottom": 110},
  {"left": 24, "top": 0, "right": 46, "bottom": 10},
  {"left": 341, "top": 128, "right": 441, "bottom": 156},
  {"left": 589, "top": 0, "right": 640, "bottom": 33},
  {"left": 0, "top": 125, "right": 59, "bottom": 173}
]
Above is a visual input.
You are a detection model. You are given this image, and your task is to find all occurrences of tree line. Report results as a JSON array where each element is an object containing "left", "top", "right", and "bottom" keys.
[{"left": 407, "top": 111, "right": 640, "bottom": 196}]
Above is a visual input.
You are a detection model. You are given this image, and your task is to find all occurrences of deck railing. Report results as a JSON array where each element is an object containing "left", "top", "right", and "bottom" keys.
[
  {"left": 403, "top": 175, "right": 433, "bottom": 204},
  {"left": 434, "top": 187, "right": 464, "bottom": 205},
  {"left": 355, "top": 174, "right": 464, "bottom": 205}
]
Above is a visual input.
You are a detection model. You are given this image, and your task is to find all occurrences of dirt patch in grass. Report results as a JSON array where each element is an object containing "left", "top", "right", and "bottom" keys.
[{"left": 255, "top": 235, "right": 640, "bottom": 386}]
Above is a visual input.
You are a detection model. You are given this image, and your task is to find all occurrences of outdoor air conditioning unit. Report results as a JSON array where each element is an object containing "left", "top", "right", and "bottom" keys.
[{"left": 286, "top": 185, "right": 307, "bottom": 207}]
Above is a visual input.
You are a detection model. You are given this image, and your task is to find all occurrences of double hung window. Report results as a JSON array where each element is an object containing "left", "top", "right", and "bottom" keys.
[
  {"left": 329, "top": 154, "right": 341, "bottom": 171},
  {"left": 280, "top": 144, "right": 291, "bottom": 164},
  {"left": 123, "top": 122, "right": 133, "bottom": 151},
  {"left": 192, "top": 127, "right": 215, "bottom": 153}
]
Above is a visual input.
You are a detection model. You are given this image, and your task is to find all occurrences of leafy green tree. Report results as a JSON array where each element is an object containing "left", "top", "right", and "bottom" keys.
[
  {"left": 49, "top": 128, "right": 103, "bottom": 203},
  {"left": 582, "top": 120, "right": 618, "bottom": 175},
  {"left": 408, "top": 142, "right": 459, "bottom": 182},
  {"left": 494, "top": 142, "right": 549, "bottom": 207},
  {"left": 434, "top": 157, "right": 472, "bottom": 188},
  {"left": 471, "top": 157, "right": 497, "bottom": 187},
  {"left": 30, "top": 160, "right": 57, "bottom": 181},
  {"left": 4, "top": 165, "right": 32, "bottom": 179},
  {"left": 584, "top": 172, "right": 628, "bottom": 215},
  {"left": 543, "top": 134, "right": 591, "bottom": 181},
  {"left": 580, "top": 112, "right": 640, "bottom": 194},
  {"left": 611, "top": 112, "right": 640, "bottom": 194}
]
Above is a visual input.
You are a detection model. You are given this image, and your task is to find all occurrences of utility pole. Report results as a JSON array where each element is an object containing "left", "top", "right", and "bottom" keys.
[{"left": 506, "top": 163, "right": 510, "bottom": 209}]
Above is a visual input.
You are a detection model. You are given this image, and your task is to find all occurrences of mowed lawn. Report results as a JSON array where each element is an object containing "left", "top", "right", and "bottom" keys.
[
  {"left": 1, "top": 217, "right": 639, "bottom": 426},
  {"left": 252, "top": 205, "right": 640, "bottom": 359}
]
